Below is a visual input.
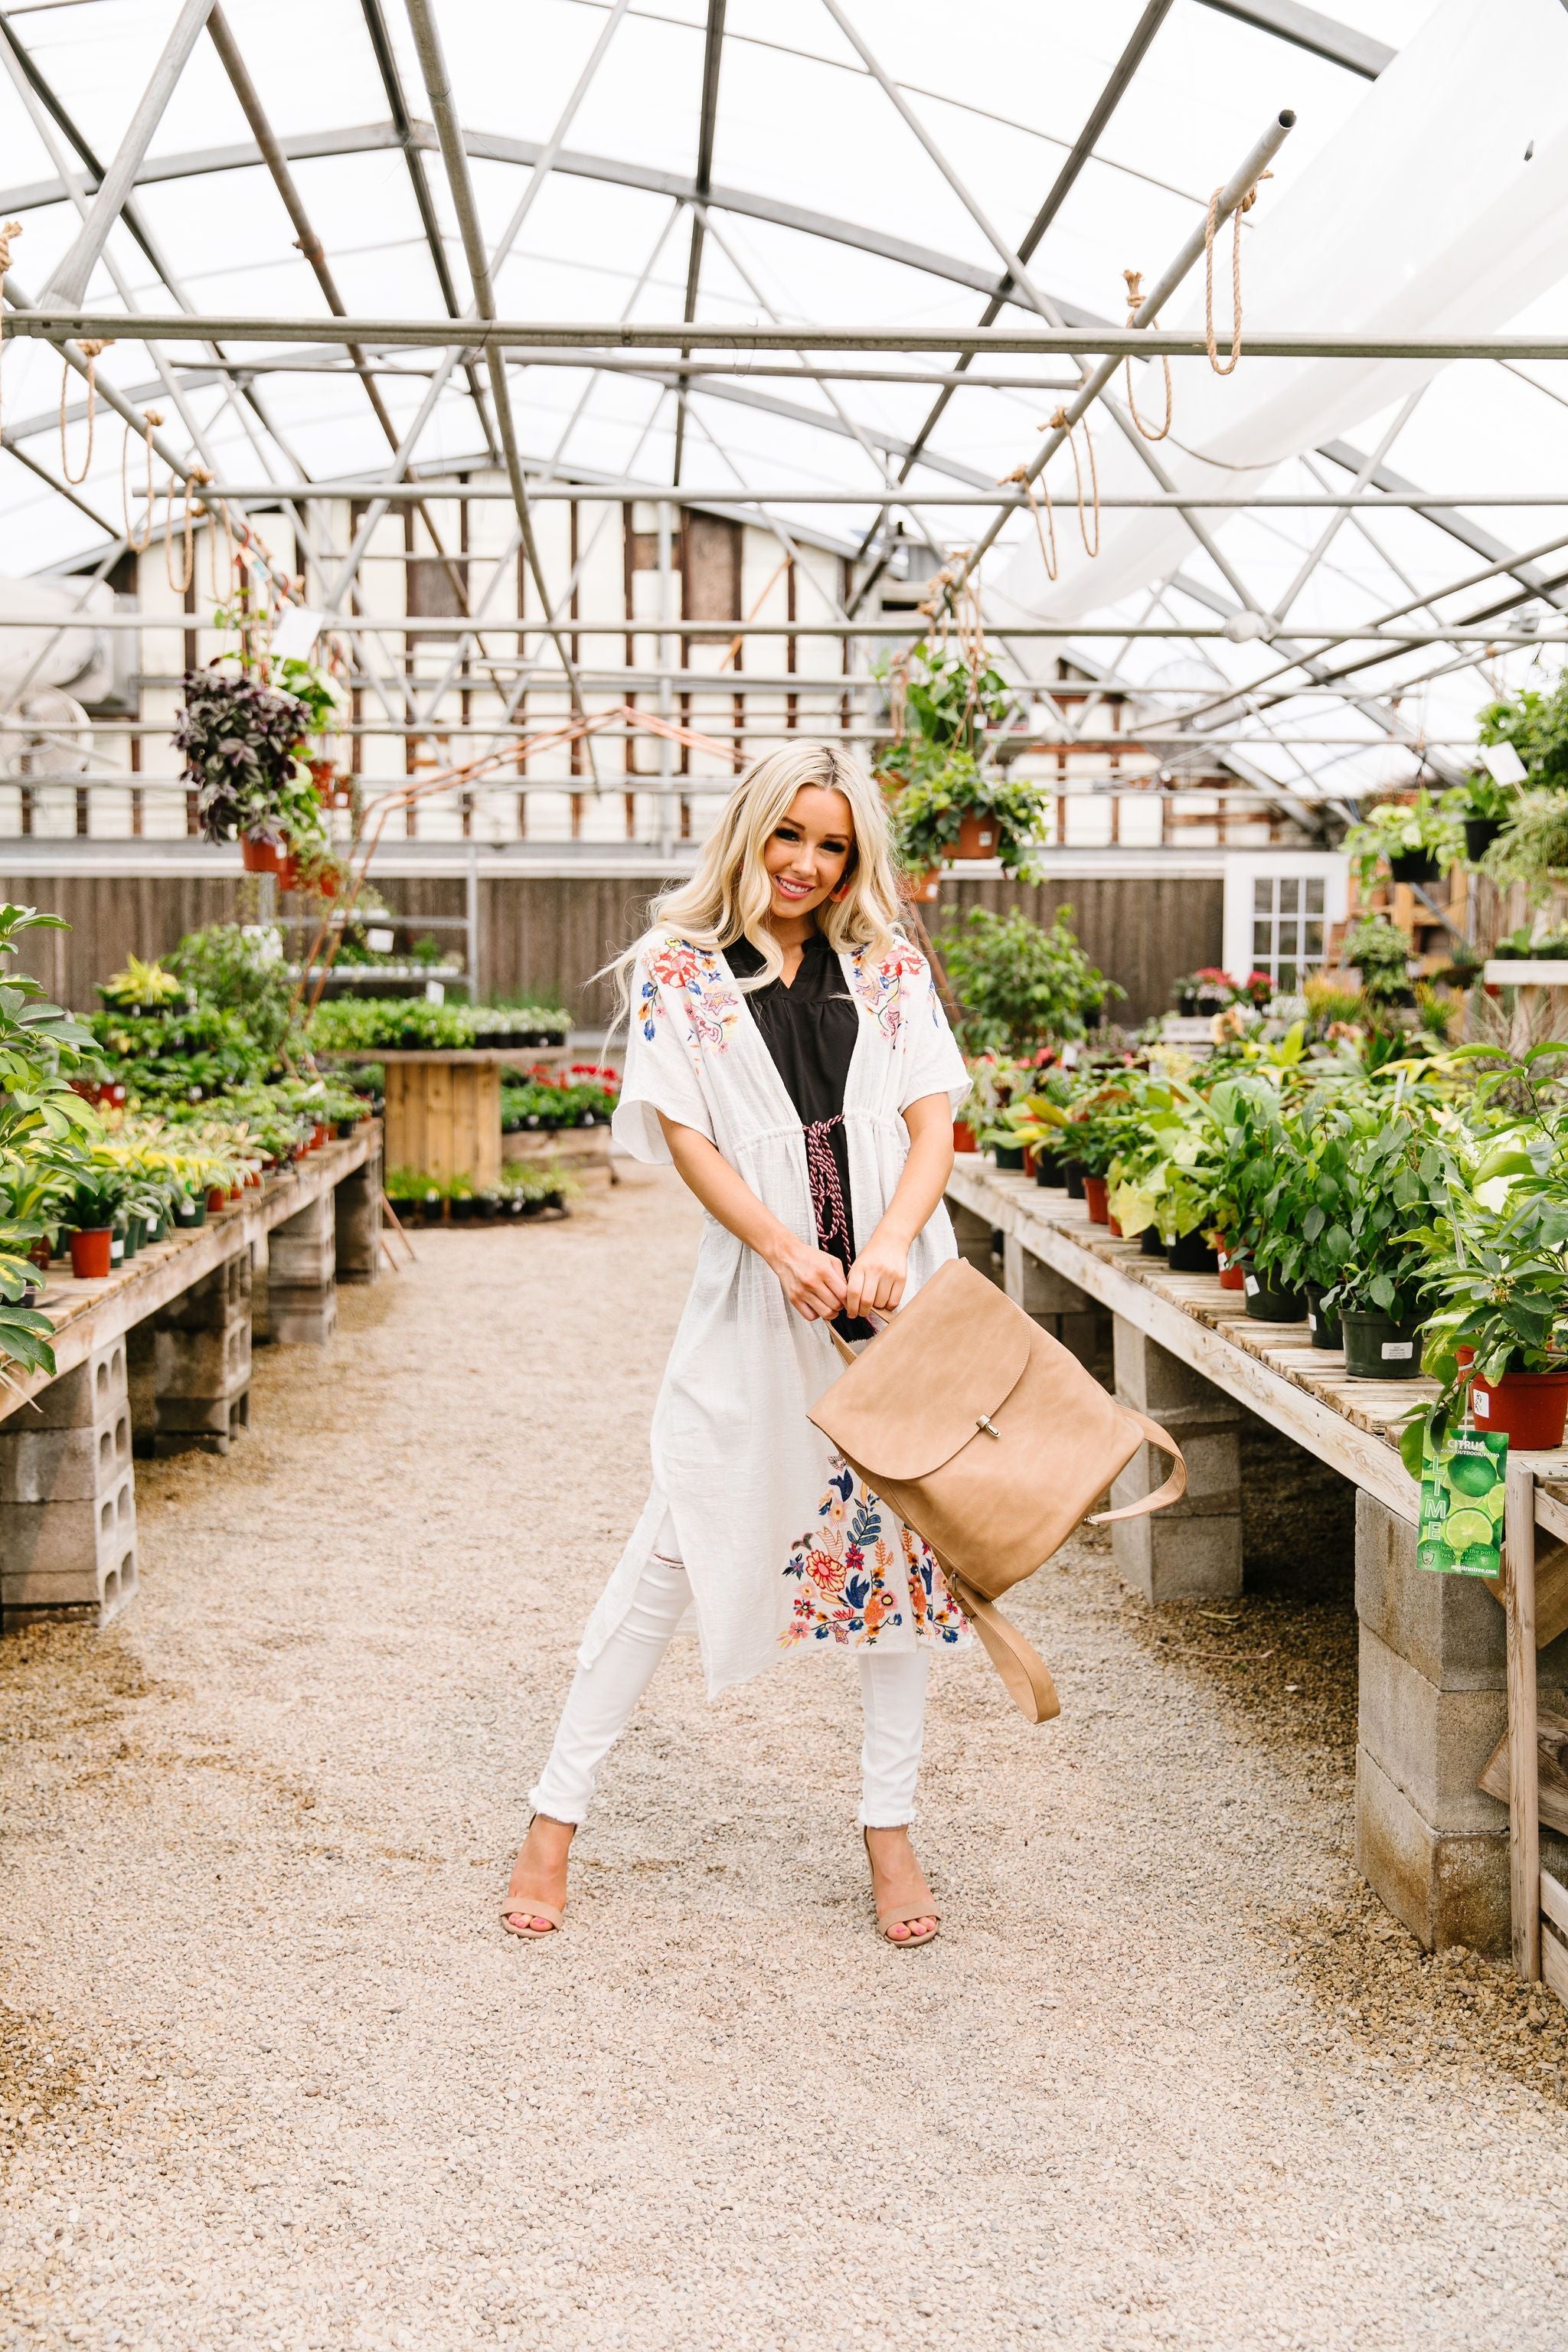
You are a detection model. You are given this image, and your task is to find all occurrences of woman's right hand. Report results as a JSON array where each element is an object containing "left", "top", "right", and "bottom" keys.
[{"left": 766, "top": 1231, "right": 848, "bottom": 1322}]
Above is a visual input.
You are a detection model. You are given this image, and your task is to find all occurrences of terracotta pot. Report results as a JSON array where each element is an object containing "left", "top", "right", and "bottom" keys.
[
  {"left": 206, "top": 1186, "right": 227, "bottom": 1213},
  {"left": 1216, "top": 1243, "right": 1248, "bottom": 1292},
  {"left": 1459, "top": 1355, "right": 1568, "bottom": 1449},
  {"left": 28, "top": 1236, "right": 52, "bottom": 1274},
  {"left": 276, "top": 854, "right": 301, "bottom": 892},
  {"left": 69, "top": 1227, "right": 113, "bottom": 1279},
  {"left": 241, "top": 834, "right": 282, "bottom": 874},
  {"left": 1083, "top": 1174, "right": 1109, "bottom": 1225},
  {"left": 1107, "top": 1213, "right": 1124, "bottom": 1238},
  {"left": 952, "top": 1119, "right": 977, "bottom": 1155},
  {"left": 952, "top": 810, "right": 1000, "bottom": 861},
  {"left": 227, "top": 1185, "right": 241, "bottom": 1202},
  {"left": 903, "top": 870, "right": 942, "bottom": 903}
]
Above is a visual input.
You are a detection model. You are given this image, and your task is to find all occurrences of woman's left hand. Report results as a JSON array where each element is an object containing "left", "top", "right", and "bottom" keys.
[{"left": 844, "top": 1229, "right": 910, "bottom": 1321}]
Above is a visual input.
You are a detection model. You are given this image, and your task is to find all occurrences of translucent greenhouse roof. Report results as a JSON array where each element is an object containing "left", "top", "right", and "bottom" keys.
[{"left": 3, "top": 0, "right": 1568, "bottom": 820}]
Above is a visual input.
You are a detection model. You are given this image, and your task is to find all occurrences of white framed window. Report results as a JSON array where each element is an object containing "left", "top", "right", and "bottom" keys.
[{"left": 1221, "top": 853, "right": 1348, "bottom": 993}]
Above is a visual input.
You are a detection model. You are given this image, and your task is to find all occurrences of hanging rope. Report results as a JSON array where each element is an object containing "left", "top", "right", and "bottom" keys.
[
  {"left": 1122, "top": 269, "right": 1172, "bottom": 441},
  {"left": 1045, "top": 408, "right": 1100, "bottom": 558},
  {"left": 60, "top": 336, "right": 114, "bottom": 485},
  {"left": 1204, "top": 173, "right": 1269, "bottom": 377},
  {"left": 120, "top": 408, "right": 161, "bottom": 554},
  {"left": 206, "top": 492, "right": 238, "bottom": 604},
  {"left": 998, "top": 462, "right": 1057, "bottom": 582},
  {"left": 0, "top": 220, "right": 21, "bottom": 452},
  {"left": 165, "top": 462, "right": 210, "bottom": 595}
]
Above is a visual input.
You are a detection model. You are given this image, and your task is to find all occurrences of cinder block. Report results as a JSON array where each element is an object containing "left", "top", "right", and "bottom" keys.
[
  {"left": 160, "top": 1251, "right": 249, "bottom": 1331},
  {"left": 267, "top": 1233, "right": 335, "bottom": 1286},
  {"left": 0, "top": 1468, "right": 136, "bottom": 1599},
  {"left": 1003, "top": 1233, "right": 1089, "bottom": 1318},
  {"left": 0, "top": 1408, "right": 129, "bottom": 1503},
  {"left": 153, "top": 1389, "right": 250, "bottom": 1455},
  {"left": 155, "top": 1320, "right": 250, "bottom": 1398},
  {"left": 949, "top": 1204, "right": 1001, "bottom": 1282},
  {"left": 1113, "top": 1319, "right": 1240, "bottom": 1418},
  {"left": 1047, "top": 1309, "right": 1109, "bottom": 1374},
  {"left": 24, "top": 1339, "right": 126, "bottom": 1432},
  {"left": 335, "top": 1149, "right": 383, "bottom": 1284},
  {"left": 126, "top": 1320, "right": 158, "bottom": 1453},
  {"left": 269, "top": 1288, "right": 338, "bottom": 1347},
  {"left": 1355, "top": 1746, "right": 1509, "bottom": 1955},
  {"left": 1110, "top": 1504, "right": 1243, "bottom": 1602},
  {"left": 1354, "top": 1487, "right": 1510, "bottom": 1689},
  {"left": 1357, "top": 1624, "right": 1517, "bottom": 1838}
]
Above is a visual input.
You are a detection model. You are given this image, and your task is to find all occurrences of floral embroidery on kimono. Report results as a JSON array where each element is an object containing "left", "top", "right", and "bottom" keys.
[
  {"left": 780, "top": 1456, "right": 968, "bottom": 1649},
  {"left": 846, "top": 940, "right": 929, "bottom": 1046},
  {"left": 640, "top": 936, "right": 740, "bottom": 1054}
]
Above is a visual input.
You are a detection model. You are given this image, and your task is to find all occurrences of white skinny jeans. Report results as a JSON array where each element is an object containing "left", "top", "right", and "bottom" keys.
[{"left": 531, "top": 1517, "right": 929, "bottom": 1828}]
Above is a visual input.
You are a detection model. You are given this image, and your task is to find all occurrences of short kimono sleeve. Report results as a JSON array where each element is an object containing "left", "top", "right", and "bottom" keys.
[
  {"left": 899, "top": 954, "right": 971, "bottom": 1116},
  {"left": 610, "top": 946, "right": 716, "bottom": 1164}
]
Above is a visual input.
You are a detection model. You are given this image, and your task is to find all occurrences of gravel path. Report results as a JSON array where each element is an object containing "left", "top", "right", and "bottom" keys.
[{"left": 4, "top": 1165, "right": 1568, "bottom": 2351}]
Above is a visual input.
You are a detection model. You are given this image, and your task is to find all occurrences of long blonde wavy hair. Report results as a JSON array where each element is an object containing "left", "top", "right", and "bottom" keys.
[{"left": 604, "top": 741, "right": 906, "bottom": 1018}]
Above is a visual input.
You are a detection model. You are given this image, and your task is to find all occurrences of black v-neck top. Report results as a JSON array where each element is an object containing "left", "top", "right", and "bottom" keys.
[{"left": 725, "top": 929, "right": 872, "bottom": 1340}]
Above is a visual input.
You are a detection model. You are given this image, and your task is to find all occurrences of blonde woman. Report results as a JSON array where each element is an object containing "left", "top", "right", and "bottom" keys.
[{"left": 504, "top": 743, "right": 972, "bottom": 1946}]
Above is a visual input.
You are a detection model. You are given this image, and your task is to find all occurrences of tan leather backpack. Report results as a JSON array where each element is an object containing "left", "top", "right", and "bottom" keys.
[{"left": 814, "top": 1257, "right": 1186, "bottom": 1722}]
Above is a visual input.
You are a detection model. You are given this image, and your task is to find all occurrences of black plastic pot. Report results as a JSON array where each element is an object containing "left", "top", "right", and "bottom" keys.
[
  {"left": 1033, "top": 1153, "right": 1063, "bottom": 1189},
  {"left": 1342, "top": 1307, "right": 1423, "bottom": 1379},
  {"left": 1304, "top": 1280, "right": 1342, "bottom": 1350},
  {"left": 1388, "top": 851, "right": 1441, "bottom": 885},
  {"left": 1061, "top": 1160, "right": 1086, "bottom": 1200},
  {"left": 1464, "top": 816, "right": 1504, "bottom": 863},
  {"left": 993, "top": 1144, "right": 1025, "bottom": 1171},
  {"left": 1244, "top": 1270, "right": 1307, "bottom": 1322},
  {"left": 1175, "top": 989, "right": 1198, "bottom": 1017},
  {"left": 1139, "top": 1226, "right": 1165, "bottom": 1258},
  {"left": 1168, "top": 1230, "right": 1220, "bottom": 1274}
]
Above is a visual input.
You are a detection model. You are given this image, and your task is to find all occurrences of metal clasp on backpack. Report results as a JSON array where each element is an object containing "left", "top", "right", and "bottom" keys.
[{"left": 975, "top": 1413, "right": 1001, "bottom": 1440}]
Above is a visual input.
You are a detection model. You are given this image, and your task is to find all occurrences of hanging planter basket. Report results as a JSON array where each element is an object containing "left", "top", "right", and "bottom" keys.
[
  {"left": 240, "top": 834, "right": 283, "bottom": 874},
  {"left": 903, "top": 868, "right": 942, "bottom": 903},
  {"left": 1463, "top": 817, "right": 1504, "bottom": 864},
  {"left": 1387, "top": 851, "right": 1442, "bottom": 885}
]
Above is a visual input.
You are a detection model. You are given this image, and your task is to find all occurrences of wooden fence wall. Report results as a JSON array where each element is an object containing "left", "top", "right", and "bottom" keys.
[{"left": 0, "top": 868, "right": 1223, "bottom": 1031}]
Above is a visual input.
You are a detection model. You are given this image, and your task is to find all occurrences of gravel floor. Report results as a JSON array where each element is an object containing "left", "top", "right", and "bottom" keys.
[{"left": 4, "top": 1165, "right": 1568, "bottom": 2352}]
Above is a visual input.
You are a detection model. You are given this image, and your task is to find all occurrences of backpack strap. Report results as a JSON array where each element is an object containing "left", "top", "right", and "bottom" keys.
[
  {"left": 1086, "top": 1411, "right": 1187, "bottom": 1525},
  {"left": 938, "top": 1558, "right": 1061, "bottom": 1726}
]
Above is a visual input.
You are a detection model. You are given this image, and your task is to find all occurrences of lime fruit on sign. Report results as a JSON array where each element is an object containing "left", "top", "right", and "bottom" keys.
[
  {"left": 1442, "top": 1507, "right": 1494, "bottom": 1552},
  {"left": 1417, "top": 1538, "right": 1455, "bottom": 1573},
  {"left": 1448, "top": 1453, "right": 1498, "bottom": 1499},
  {"left": 1485, "top": 1483, "right": 1508, "bottom": 1523}
]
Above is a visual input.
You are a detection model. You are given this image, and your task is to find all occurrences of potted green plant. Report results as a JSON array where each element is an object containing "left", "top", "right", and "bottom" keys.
[
  {"left": 934, "top": 905, "right": 1122, "bottom": 1055},
  {"left": 1342, "top": 915, "right": 1414, "bottom": 1008},
  {"left": 1341, "top": 789, "right": 1462, "bottom": 890},
  {"left": 1407, "top": 1184, "right": 1568, "bottom": 1454},
  {"left": 1193, "top": 967, "right": 1232, "bottom": 1016},
  {"left": 1318, "top": 1112, "right": 1450, "bottom": 1378},
  {"left": 175, "top": 667, "right": 315, "bottom": 865},
  {"left": 889, "top": 755, "right": 1050, "bottom": 884},
  {"left": 1442, "top": 773, "right": 1516, "bottom": 865}
]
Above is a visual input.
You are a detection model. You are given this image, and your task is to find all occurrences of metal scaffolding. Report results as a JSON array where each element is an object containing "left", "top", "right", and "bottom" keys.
[{"left": 0, "top": 0, "right": 1561, "bottom": 854}]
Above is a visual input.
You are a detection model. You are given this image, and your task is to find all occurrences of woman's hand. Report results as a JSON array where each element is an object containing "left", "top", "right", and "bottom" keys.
[
  {"left": 766, "top": 1231, "right": 849, "bottom": 1322},
  {"left": 844, "top": 1227, "right": 910, "bottom": 1321}
]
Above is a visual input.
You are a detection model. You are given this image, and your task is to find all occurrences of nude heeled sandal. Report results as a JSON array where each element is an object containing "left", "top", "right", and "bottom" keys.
[
  {"left": 863, "top": 1827, "right": 940, "bottom": 1948},
  {"left": 501, "top": 1815, "right": 570, "bottom": 1938}
]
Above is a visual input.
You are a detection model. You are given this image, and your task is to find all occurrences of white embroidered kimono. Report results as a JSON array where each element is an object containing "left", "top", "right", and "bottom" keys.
[{"left": 585, "top": 930, "right": 975, "bottom": 1698}]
